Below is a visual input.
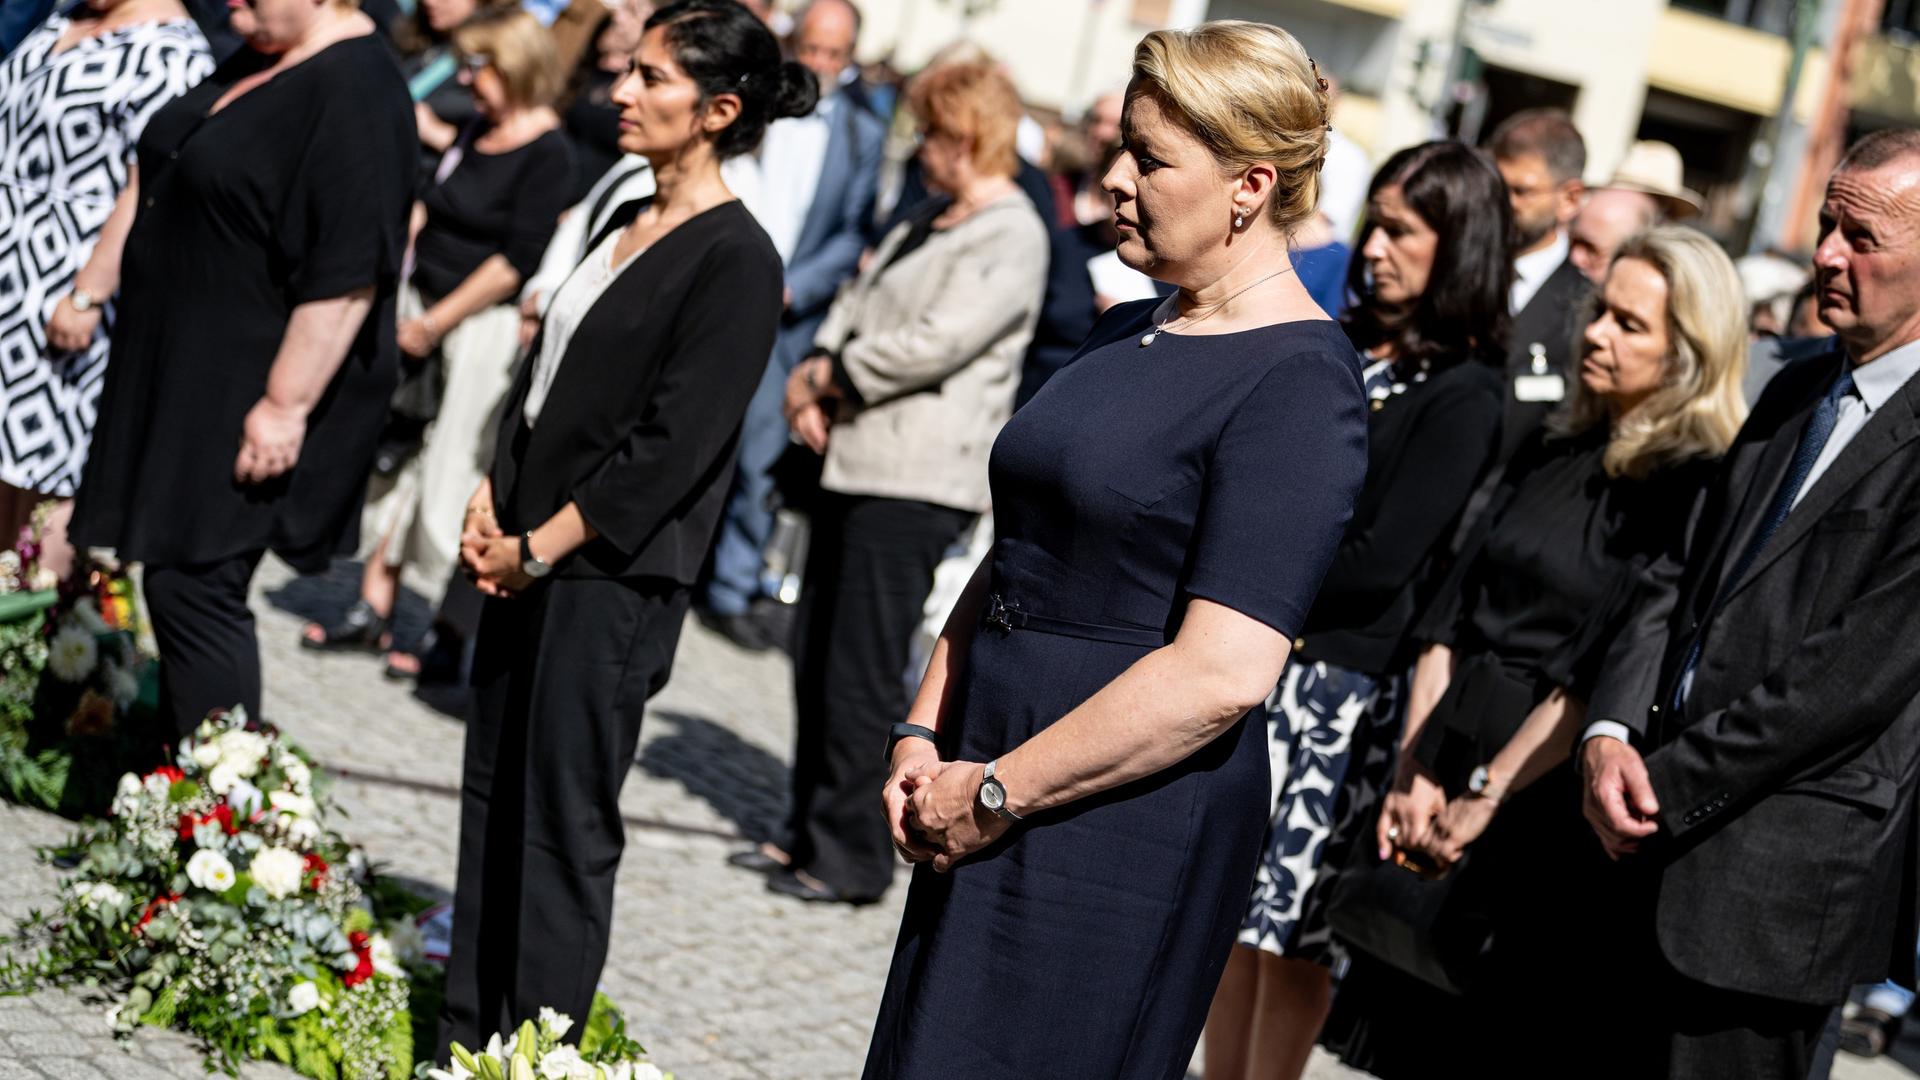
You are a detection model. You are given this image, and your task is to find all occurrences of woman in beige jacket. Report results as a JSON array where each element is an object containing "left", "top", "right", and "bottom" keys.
[{"left": 747, "top": 58, "right": 1049, "bottom": 904}]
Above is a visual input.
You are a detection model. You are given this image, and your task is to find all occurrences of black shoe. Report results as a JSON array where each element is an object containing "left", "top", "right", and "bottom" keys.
[
  {"left": 727, "top": 847, "right": 788, "bottom": 874},
  {"left": 766, "top": 868, "right": 878, "bottom": 906},
  {"left": 386, "top": 626, "right": 465, "bottom": 685},
  {"left": 301, "top": 599, "right": 392, "bottom": 654},
  {"left": 697, "top": 608, "right": 773, "bottom": 652},
  {"left": 1840, "top": 1006, "right": 1902, "bottom": 1058}
]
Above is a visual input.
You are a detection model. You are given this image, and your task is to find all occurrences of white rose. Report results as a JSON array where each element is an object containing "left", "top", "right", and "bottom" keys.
[
  {"left": 279, "top": 758, "right": 312, "bottom": 793},
  {"left": 631, "top": 1065, "right": 664, "bottom": 1080},
  {"left": 286, "top": 817, "right": 321, "bottom": 848},
  {"left": 185, "top": 849, "right": 237, "bottom": 893},
  {"left": 285, "top": 980, "right": 320, "bottom": 1017},
  {"left": 269, "top": 790, "right": 317, "bottom": 820},
  {"left": 249, "top": 845, "right": 305, "bottom": 900},
  {"left": 46, "top": 625, "right": 97, "bottom": 683},
  {"left": 539, "top": 1007, "right": 574, "bottom": 1040},
  {"left": 190, "top": 740, "right": 223, "bottom": 771},
  {"left": 206, "top": 763, "right": 239, "bottom": 795},
  {"left": 217, "top": 731, "right": 269, "bottom": 778},
  {"left": 116, "top": 773, "right": 141, "bottom": 797},
  {"left": 226, "top": 778, "right": 264, "bottom": 819}
]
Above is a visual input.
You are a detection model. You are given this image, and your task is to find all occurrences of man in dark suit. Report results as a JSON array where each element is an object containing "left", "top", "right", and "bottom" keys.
[
  {"left": 1489, "top": 109, "right": 1590, "bottom": 463},
  {"left": 702, "top": 0, "right": 885, "bottom": 647},
  {"left": 1583, "top": 128, "right": 1920, "bottom": 1077}
]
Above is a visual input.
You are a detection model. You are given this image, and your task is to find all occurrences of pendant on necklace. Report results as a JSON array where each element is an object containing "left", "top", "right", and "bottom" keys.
[{"left": 1139, "top": 330, "right": 1159, "bottom": 347}]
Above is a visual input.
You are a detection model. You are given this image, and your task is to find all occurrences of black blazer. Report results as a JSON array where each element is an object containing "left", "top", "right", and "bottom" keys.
[
  {"left": 1296, "top": 358, "right": 1504, "bottom": 674},
  {"left": 489, "top": 199, "right": 783, "bottom": 583},
  {"left": 1589, "top": 346, "right": 1920, "bottom": 1005},
  {"left": 1500, "top": 257, "right": 1591, "bottom": 463}
]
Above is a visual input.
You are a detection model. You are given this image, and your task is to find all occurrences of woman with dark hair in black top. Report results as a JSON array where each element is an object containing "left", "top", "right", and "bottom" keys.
[
  {"left": 69, "top": 0, "right": 414, "bottom": 736},
  {"left": 438, "top": 0, "right": 816, "bottom": 1048},
  {"left": 1205, "top": 141, "right": 1511, "bottom": 1080},
  {"left": 300, "top": 5, "right": 571, "bottom": 678}
]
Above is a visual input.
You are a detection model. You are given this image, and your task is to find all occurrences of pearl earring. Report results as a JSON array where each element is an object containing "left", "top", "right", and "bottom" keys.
[{"left": 1234, "top": 211, "right": 1246, "bottom": 229}]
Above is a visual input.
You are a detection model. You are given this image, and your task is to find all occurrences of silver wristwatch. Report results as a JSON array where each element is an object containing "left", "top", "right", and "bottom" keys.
[
  {"left": 69, "top": 288, "right": 97, "bottom": 313},
  {"left": 519, "top": 531, "right": 552, "bottom": 579},
  {"left": 978, "top": 759, "right": 1023, "bottom": 822}
]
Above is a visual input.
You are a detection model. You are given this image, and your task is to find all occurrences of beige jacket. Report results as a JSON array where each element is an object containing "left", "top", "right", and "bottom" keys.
[{"left": 814, "top": 193, "right": 1050, "bottom": 512}]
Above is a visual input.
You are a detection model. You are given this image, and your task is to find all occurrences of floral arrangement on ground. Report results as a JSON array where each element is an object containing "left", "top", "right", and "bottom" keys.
[
  {"left": 0, "top": 707, "right": 422, "bottom": 1079},
  {"left": 0, "top": 502, "right": 162, "bottom": 815},
  {"left": 421, "top": 997, "right": 670, "bottom": 1080}
]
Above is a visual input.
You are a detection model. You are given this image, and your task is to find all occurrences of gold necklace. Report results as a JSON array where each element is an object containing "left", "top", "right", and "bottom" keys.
[{"left": 1138, "top": 264, "right": 1297, "bottom": 347}]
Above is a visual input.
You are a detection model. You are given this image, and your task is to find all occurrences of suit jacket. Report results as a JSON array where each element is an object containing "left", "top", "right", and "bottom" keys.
[
  {"left": 489, "top": 199, "right": 783, "bottom": 583},
  {"left": 1588, "top": 346, "right": 1920, "bottom": 1005},
  {"left": 1500, "top": 257, "right": 1591, "bottom": 463},
  {"left": 766, "top": 92, "right": 886, "bottom": 375},
  {"left": 813, "top": 193, "right": 1050, "bottom": 513}
]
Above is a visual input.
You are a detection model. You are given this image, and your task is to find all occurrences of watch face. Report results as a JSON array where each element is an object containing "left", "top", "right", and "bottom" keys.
[
  {"left": 980, "top": 778, "right": 1006, "bottom": 811},
  {"left": 1468, "top": 766, "right": 1490, "bottom": 794}
]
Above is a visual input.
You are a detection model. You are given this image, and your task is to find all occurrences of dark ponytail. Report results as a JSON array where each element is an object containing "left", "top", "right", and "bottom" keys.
[{"left": 647, "top": 0, "right": 821, "bottom": 159}]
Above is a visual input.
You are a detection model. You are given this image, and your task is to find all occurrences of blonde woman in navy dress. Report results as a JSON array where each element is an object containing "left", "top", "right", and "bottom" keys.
[{"left": 864, "top": 22, "right": 1367, "bottom": 1079}]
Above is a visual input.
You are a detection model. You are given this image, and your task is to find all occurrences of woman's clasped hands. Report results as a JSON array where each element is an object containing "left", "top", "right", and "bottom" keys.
[
  {"left": 1375, "top": 757, "right": 1499, "bottom": 876},
  {"left": 883, "top": 749, "right": 1011, "bottom": 874}
]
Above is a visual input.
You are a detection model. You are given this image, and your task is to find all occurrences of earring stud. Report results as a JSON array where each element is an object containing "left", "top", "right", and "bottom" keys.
[{"left": 1234, "top": 212, "right": 1246, "bottom": 228}]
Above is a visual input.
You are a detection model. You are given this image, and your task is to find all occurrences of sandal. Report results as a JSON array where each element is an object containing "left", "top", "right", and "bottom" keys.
[
  {"left": 384, "top": 625, "right": 464, "bottom": 684},
  {"left": 300, "top": 599, "right": 392, "bottom": 654}
]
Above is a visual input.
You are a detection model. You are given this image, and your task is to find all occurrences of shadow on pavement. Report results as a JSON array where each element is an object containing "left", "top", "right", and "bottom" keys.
[
  {"left": 260, "top": 559, "right": 436, "bottom": 653},
  {"left": 637, "top": 710, "right": 788, "bottom": 843}
]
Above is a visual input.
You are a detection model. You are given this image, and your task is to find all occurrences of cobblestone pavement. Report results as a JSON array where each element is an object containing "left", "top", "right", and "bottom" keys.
[{"left": 0, "top": 555, "right": 1911, "bottom": 1079}]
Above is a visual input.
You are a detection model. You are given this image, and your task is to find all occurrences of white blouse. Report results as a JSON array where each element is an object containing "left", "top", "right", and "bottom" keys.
[{"left": 522, "top": 229, "right": 648, "bottom": 426}]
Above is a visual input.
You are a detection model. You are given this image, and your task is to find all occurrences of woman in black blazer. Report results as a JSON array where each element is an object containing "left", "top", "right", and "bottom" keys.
[
  {"left": 439, "top": 0, "right": 817, "bottom": 1049},
  {"left": 1205, "top": 141, "right": 1512, "bottom": 1080}
]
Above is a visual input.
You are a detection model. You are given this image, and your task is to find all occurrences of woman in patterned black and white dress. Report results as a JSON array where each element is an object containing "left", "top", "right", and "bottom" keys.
[
  {"left": 0, "top": 0, "right": 210, "bottom": 562},
  {"left": 1201, "top": 141, "right": 1511, "bottom": 1080}
]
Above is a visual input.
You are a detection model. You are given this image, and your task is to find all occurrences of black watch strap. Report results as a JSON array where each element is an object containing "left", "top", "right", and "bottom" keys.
[{"left": 884, "top": 722, "right": 937, "bottom": 764}]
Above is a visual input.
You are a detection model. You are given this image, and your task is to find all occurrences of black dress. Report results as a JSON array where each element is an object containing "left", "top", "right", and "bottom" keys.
[
  {"left": 70, "top": 35, "right": 414, "bottom": 573},
  {"left": 863, "top": 303, "right": 1368, "bottom": 1079},
  {"left": 1320, "top": 427, "right": 1716, "bottom": 1076}
]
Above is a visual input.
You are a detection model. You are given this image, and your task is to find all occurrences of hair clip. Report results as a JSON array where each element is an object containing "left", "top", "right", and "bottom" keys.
[
  {"left": 738, "top": 72, "right": 750, "bottom": 85},
  {"left": 1307, "top": 57, "right": 1332, "bottom": 130}
]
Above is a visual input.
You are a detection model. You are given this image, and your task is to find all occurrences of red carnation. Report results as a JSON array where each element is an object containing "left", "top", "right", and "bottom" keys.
[
  {"left": 211, "top": 802, "right": 237, "bottom": 834},
  {"left": 176, "top": 814, "right": 195, "bottom": 841},
  {"left": 134, "top": 892, "right": 180, "bottom": 935},
  {"left": 151, "top": 765, "right": 184, "bottom": 784},
  {"left": 302, "top": 852, "right": 329, "bottom": 890},
  {"left": 342, "top": 930, "right": 374, "bottom": 987}
]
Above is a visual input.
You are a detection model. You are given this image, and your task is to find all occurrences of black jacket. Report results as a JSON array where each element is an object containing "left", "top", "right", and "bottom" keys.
[
  {"left": 1589, "top": 346, "right": 1920, "bottom": 1005},
  {"left": 1296, "top": 358, "right": 1504, "bottom": 674},
  {"left": 489, "top": 199, "right": 783, "bottom": 583},
  {"left": 1501, "top": 256, "right": 1591, "bottom": 463}
]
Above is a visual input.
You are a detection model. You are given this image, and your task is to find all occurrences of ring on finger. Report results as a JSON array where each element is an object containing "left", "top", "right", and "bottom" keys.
[{"left": 1386, "top": 824, "right": 1401, "bottom": 842}]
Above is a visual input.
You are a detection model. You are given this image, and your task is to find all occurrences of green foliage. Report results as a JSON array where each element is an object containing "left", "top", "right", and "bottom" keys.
[{"left": 580, "top": 991, "right": 650, "bottom": 1063}]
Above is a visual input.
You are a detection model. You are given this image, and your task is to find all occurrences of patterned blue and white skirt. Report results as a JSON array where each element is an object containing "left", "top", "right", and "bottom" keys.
[{"left": 1236, "top": 657, "right": 1406, "bottom": 964}]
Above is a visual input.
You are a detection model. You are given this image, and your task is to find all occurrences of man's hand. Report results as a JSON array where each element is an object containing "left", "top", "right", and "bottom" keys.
[
  {"left": 1582, "top": 736, "right": 1661, "bottom": 859},
  {"left": 234, "top": 398, "right": 308, "bottom": 484}
]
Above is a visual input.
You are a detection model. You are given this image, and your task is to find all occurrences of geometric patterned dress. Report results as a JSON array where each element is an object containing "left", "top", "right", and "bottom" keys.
[{"left": 0, "top": 11, "right": 209, "bottom": 496}]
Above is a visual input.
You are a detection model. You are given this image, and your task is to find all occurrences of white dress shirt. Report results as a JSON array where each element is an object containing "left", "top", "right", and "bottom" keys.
[
  {"left": 523, "top": 230, "right": 647, "bottom": 427},
  {"left": 1584, "top": 336, "right": 1920, "bottom": 748},
  {"left": 754, "top": 91, "right": 837, "bottom": 266},
  {"left": 1510, "top": 229, "right": 1570, "bottom": 315}
]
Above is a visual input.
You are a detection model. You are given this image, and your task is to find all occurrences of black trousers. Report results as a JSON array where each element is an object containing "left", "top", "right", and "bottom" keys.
[
  {"left": 143, "top": 551, "right": 266, "bottom": 736},
  {"left": 440, "top": 575, "right": 690, "bottom": 1052},
  {"left": 785, "top": 494, "right": 973, "bottom": 900}
]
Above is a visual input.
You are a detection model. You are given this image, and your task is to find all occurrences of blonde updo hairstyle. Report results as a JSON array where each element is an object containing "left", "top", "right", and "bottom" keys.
[{"left": 1128, "top": 21, "right": 1332, "bottom": 235}]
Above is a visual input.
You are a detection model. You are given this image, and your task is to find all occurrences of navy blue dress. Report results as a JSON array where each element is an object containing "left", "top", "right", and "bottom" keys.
[{"left": 862, "top": 301, "right": 1368, "bottom": 1079}]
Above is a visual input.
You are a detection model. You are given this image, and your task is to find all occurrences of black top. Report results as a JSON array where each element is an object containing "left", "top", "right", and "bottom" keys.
[
  {"left": 989, "top": 302, "right": 1368, "bottom": 639},
  {"left": 1295, "top": 356, "right": 1504, "bottom": 674},
  {"left": 563, "top": 67, "right": 622, "bottom": 205},
  {"left": 70, "top": 35, "right": 415, "bottom": 571},
  {"left": 412, "top": 127, "right": 573, "bottom": 301},
  {"left": 489, "top": 199, "right": 783, "bottom": 583},
  {"left": 1418, "top": 426, "right": 1716, "bottom": 696}
]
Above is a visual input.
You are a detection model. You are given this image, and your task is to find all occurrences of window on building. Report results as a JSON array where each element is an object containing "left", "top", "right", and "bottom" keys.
[{"left": 1671, "top": 0, "right": 1796, "bottom": 36}]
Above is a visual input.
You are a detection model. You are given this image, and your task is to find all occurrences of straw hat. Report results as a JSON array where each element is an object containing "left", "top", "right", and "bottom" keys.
[{"left": 1600, "top": 140, "right": 1703, "bottom": 221}]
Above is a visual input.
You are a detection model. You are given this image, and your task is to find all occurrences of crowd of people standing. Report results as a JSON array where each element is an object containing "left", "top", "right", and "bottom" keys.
[{"left": 7, "top": 0, "right": 1920, "bottom": 1077}]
